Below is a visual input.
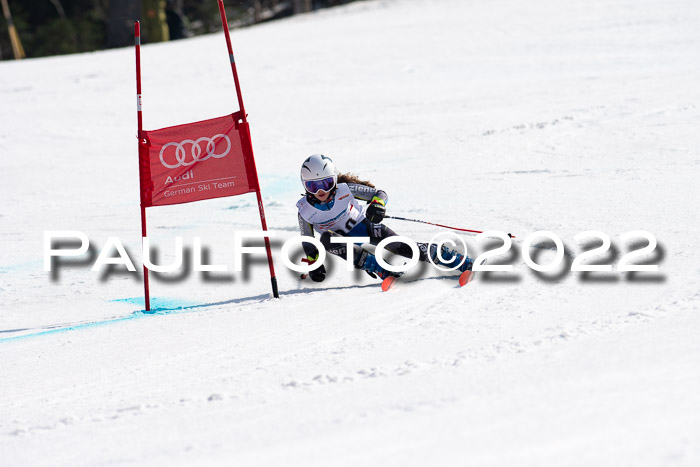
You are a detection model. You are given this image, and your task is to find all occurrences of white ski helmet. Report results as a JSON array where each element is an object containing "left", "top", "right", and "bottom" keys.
[{"left": 300, "top": 154, "right": 338, "bottom": 194}]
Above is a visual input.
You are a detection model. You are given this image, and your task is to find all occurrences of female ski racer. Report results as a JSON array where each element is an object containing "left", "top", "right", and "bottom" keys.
[{"left": 296, "top": 154, "right": 474, "bottom": 282}]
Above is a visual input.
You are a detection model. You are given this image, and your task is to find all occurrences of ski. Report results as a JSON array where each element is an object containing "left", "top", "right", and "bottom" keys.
[
  {"left": 382, "top": 258, "right": 484, "bottom": 291},
  {"left": 457, "top": 258, "right": 485, "bottom": 286},
  {"left": 381, "top": 270, "right": 475, "bottom": 292},
  {"left": 381, "top": 275, "right": 398, "bottom": 291},
  {"left": 458, "top": 269, "right": 473, "bottom": 286}
]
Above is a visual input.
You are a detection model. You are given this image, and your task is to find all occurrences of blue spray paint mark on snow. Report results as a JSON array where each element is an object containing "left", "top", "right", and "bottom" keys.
[
  {"left": 0, "top": 260, "right": 44, "bottom": 274},
  {"left": 222, "top": 175, "right": 297, "bottom": 211},
  {"left": 108, "top": 296, "right": 199, "bottom": 311},
  {"left": 259, "top": 174, "right": 299, "bottom": 198},
  {"left": 0, "top": 292, "right": 276, "bottom": 344},
  {"left": 0, "top": 314, "right": 145, "bottom": 343},
  {"left": 0, "top": 297, "right": 202, "bottom": 343}
]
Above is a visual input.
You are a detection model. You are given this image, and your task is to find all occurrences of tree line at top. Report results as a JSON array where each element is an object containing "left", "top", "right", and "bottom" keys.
[{"left": 0, "top": 0, "right": 357, "bottom": 61}]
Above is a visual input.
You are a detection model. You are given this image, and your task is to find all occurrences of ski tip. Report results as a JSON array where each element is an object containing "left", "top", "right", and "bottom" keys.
[
  {"left": 381, "top": 276, "right": 397, "bottom": 292},
  {"left": 458, "top": 270, "right": 473, "bottom": 287}
]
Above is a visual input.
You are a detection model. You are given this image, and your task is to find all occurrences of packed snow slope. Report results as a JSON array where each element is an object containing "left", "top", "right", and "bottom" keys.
[{"left": 1, "top": 0, "right": 699, "bottom": 465}]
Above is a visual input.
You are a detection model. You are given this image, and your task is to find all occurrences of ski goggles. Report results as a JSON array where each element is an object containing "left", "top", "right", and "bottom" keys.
[{"left": 304, "top": 177, "right": 336, "bottom": 195}]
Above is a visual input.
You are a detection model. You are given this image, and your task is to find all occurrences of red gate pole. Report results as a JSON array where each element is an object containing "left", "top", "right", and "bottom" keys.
[
  {"left": 135, "top": 21, "right": 151, "bottom": 311},
  {"left": 217, "top": 0, "right": 279, "bottom": 298}
]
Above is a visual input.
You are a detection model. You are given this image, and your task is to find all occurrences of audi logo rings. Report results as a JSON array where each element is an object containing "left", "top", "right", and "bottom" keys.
[{"left": 159, "top": 134, "right": 231, "bottom": 169}]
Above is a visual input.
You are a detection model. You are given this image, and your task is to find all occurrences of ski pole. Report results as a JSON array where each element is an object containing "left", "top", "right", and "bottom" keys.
[{"left": 384, "top": 215, "right": 514, "bottom": 238}]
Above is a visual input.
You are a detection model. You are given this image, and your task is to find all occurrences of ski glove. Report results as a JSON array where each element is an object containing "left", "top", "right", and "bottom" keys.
[
  {"left": 309, "top": 264, "right": 326, "bottom": 282},
  {"left": 365, "top": 197, "right": 386, "bottom": 223}
]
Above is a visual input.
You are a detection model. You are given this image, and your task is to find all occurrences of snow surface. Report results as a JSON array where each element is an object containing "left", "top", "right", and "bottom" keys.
[{"left": 1, "top": 0, "right": 699, "bottom": 465}]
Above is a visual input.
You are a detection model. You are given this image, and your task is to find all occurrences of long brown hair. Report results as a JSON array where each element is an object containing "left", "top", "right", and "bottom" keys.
[{"left": 337, "top": 172, "right": 375, "bottom": 188}]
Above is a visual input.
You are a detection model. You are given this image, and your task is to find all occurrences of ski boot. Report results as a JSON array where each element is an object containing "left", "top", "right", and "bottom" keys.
[
  {"left": 431, "top": 244, "right": 474, "bottom": 272},
  {"left": 355, "top": 249, "right": 402, "bottom": 280}
]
